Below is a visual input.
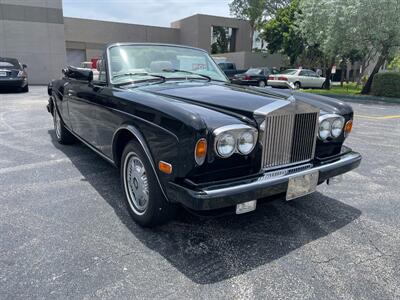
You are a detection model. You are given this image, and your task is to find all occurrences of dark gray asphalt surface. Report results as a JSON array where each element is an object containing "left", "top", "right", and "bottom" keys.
[{"left": 1, "top": 86, "right": 399, "bottom": 299}]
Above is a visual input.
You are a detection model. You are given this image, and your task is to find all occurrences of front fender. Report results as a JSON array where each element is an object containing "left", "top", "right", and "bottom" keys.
[{"left": 112, "top": 122, "right": 180, "bottom": 202}]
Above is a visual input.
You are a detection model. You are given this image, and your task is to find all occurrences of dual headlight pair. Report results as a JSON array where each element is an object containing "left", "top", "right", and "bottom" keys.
[
  {"left": 318, "top": 114, "right": 352, "bottom": 140},
  {"left": 214, "top": 125, "right": 258, "bottom": 158}
]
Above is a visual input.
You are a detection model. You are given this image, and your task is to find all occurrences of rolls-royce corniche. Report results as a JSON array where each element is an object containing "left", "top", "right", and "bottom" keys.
[{"left": 47, "top": 43, "right": 361, "bottom": 227}]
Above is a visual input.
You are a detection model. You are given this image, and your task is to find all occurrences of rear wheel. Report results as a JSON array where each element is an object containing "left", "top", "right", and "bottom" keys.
[
  {"left": 121, "top": 140, "right": 176, "bottom": 227},
  {"left": 321, "top": 82, "right": 327, "bottom": 89},
  {"left": 258, "top": 80, "right": 266, "bottom": 87},
  {"left": 53, "top": 107, "right": 75, "bottom": 144},
  {"left": 294, "top": 81, "right": 301, "bottom": 89}
]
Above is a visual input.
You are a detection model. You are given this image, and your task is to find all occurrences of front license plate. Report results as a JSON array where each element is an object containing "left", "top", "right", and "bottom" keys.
[
  {"left": 286, "top": 171, "right": 319, "bottom": 201},
  {"left": 0, "top": 71, "right": 7, "bottom": 76}
]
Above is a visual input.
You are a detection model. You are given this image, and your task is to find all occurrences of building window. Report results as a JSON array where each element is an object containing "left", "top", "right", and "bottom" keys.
[{"left": 211, "top": 26, "right": 237, "bottom": 54}]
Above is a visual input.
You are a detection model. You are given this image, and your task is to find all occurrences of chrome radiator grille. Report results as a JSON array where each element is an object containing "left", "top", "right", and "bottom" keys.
[{"left": 262, "top": 112, "right": 318, "bottom": 169}]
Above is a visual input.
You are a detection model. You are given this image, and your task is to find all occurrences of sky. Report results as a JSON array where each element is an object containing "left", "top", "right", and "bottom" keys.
[{"left": 63, "top": 0, "right": 232, "bottom": 27}]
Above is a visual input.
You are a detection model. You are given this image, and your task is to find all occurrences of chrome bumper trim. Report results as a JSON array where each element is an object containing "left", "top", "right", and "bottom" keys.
[{"left": 203, "top": 151, "right": 361, "bottom": 197}]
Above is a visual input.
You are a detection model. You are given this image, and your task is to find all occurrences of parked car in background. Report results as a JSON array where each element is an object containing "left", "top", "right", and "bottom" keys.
[
  {"left": 47, "top": 43, "right": 361, "bottom": 227},
  {"left": 231, "top": 67, "right": 278, "bottom": 87},
  {"left": 0, "top": 57, "right": 29, "bottom": 92},
  {"left": 268, "top": 69, "right": 327, "bottom": 89},
  {"left": 218, "top": 62, "right": 247, "bottom": 80}
]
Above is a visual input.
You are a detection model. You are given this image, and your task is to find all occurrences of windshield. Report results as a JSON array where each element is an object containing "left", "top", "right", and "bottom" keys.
[
  {"left": 280, "top": 69, "right": 298, "bottom": 75},
  {"left": 245, "top": 68, "right": 262, "bottom": 75},
  {"left": 108, "top": 44, "right": 228, "bottom": 84},
  {"left": 0, "top": 58, "right": 20, "bottom": 69}
]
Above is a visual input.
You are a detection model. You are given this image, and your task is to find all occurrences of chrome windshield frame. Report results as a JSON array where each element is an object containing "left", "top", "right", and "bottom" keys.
[{"left": 105, "top": 43, "right": 229, "bottom": 85}]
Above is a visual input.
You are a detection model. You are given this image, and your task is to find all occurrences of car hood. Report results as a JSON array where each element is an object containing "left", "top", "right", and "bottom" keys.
[
  {"left": 139, "top": 82, "right": 288, "bottom": 117},
  {"left": 136, "top": 81, "right": 352, "bottom": 119}
]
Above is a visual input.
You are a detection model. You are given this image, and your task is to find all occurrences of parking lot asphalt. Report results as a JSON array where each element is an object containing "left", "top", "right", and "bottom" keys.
[{"left": 1, "top": 86, "right": 399, "bottom": 299}]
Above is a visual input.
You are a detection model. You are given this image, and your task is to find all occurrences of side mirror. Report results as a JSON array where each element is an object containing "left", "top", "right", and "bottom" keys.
[
  {"left": 65, "top": 66, "right": 93, "bottom": 82},
  {"left": 22, "top": 64, "right": 27, "bottom": 69}
]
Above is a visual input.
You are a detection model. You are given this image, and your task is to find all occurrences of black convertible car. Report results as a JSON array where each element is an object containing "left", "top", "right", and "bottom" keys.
[{"left": 47, "top": 43, "right": 361, "bottom": 227}]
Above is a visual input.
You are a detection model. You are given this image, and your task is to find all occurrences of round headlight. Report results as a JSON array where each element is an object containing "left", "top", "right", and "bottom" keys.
[
  {"left": 319, "top": 119, "right": 331, "bottom": 140},
  {"left": 331, "top": 118, "right": 344, "bottom": 138},
  {"left": 216, "top": 133, "right": 236, "bottom": 157},
  {"left": 238, "top": 131, "right": 255, "bottom": 154}
]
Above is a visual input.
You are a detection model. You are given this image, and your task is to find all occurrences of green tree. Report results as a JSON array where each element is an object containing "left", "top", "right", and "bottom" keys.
[
  {"left": 298, "top": 0, "right": 400, "bottom": 92},
  {"left": 356, "top": 0, "right": 400, "bottom": 94},
  {"left": 229, "top": 0, "right": 290, "bottom": 50},
  {"left": 261, "top": 0, "right": 304, "bottom": 65},
  {"left": 297, "top": 0, "right": 358, "bottom": 89},
  {"left": 261, "top": 0, "right": 324, "bottom": 69},
  {"left": 229, "top": 0, "right": 266, "bottom": 50},
  {"left": 387, "top": 53, "right": 400, "bottom": 71}
]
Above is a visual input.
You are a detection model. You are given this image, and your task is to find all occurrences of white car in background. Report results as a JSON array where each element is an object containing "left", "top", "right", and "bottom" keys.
[{"left": 268, "top": 69, "right": 327, "bottom": 89}]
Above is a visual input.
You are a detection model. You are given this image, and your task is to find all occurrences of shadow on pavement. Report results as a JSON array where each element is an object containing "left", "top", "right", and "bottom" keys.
[{"left": 49, "top": 130, "right": 361, "bottom": 284}]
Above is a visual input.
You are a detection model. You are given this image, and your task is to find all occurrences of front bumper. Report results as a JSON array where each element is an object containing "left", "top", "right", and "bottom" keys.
[
  {"left": 0, "top": 78, "right": 27, "bottom": 88},
  {"left": 168, "top": 150, "right": 361, "bottom": 210}
]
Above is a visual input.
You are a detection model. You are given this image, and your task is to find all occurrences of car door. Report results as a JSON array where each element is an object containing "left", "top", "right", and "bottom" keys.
[
  {"left": 66, "top": 76, "right": 99, "bottom": 146},
  {"left": 88, "top": 58, "right": 124, "bottom": 158},
  {"left": 297, "top": 70, "right": 309, "bottom": 87},
  {"left": 308, "top": 70, "right": 324, "bottom": 88}
]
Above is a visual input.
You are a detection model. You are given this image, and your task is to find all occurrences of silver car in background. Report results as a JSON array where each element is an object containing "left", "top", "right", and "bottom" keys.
[{"left": 268, "top": 69, "right": 327, "bottom": 89}]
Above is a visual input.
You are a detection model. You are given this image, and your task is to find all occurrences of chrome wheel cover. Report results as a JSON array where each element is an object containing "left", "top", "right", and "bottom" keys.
[
  {"left": 259, "top": 81, "right": 266, "bottom": 87},
  {"left": 54, "top": 110, "right": 61, "bottom": 139},
  {"left": 123, "top": 153, "right": 149, "bottom": 215}
]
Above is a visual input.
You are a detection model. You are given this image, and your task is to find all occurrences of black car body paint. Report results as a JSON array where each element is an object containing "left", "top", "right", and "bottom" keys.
[{"left": 48, "top": 43, "right": 361, "bottom": 212}]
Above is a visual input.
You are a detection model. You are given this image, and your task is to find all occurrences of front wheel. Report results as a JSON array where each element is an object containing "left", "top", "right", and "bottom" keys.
[
  {"left": 258, "top": 80, "right": 266, "bottom": 87},
  {"left": 53, "top": 107, "right": 75, "bottom": 144},
  {"left": 121, "top": 140, "right": 176, "bottom": 227}
]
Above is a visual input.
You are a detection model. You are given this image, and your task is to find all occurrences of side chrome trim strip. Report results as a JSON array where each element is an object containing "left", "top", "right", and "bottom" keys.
[
  {"left": 112, "top": 124, "right": 169, "bottom": 201},
  {"left": 68, "top": 129, "right": 115, "bottom": 165}
]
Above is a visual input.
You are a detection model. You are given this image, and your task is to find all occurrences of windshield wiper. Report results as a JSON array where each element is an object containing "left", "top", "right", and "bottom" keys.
[
  {"left": 162, "top": 69, "right": 211, "bottom": 81},
  {"left": 113, "top": 72, "right": 166, "bottom": 82}
]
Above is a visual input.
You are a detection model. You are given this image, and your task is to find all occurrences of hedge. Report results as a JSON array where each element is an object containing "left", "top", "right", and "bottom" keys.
[{"left": 371, "top": 72, "right": 400, "bottom": 98}]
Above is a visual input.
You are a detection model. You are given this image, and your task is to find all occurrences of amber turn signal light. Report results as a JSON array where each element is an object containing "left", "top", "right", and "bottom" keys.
[
  {"left": 344, "top": 120, "right": 353, "bottom": 137},
  {"left": 195, "top": 138, "right": 207, "bottom": 165},
  {"left": 159, "top": 161, "right": 172, "bottom": 174}
]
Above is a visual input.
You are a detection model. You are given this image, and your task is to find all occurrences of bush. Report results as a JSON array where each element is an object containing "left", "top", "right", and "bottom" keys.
[{"left": 371, "top": 72, "right": 400, "bottom": 98}]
